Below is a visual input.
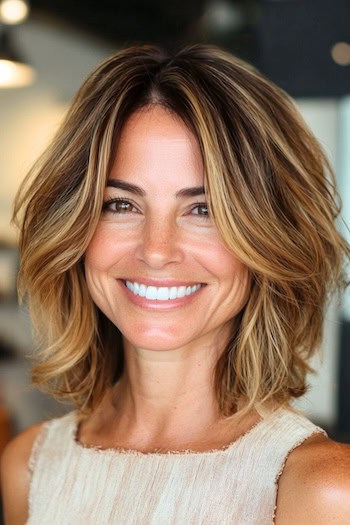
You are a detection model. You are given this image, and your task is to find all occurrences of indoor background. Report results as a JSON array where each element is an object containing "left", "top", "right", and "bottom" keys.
[{"left": 0, "top": 0, "right": 349, "bottom": 511}]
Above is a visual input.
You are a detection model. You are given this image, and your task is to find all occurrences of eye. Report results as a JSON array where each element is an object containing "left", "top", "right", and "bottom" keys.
[
  {"left": 102, "top": 197, "right": 139, "bottom": 214},
  {"left": 191, "top": 203, "right": 210, "bottom": 218}
]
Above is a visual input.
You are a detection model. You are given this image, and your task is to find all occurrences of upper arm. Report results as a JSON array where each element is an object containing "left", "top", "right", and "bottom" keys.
[
  {"left": 0, "top": 422, "right": 45, "bottom": 525},
  {"left": 276, "top": 436, "right": 350, "bottom": 525}
]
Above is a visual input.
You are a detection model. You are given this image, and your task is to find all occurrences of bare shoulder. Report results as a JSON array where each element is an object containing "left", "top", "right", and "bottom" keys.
[
  {"left": 0, "top": 421, "right": 46, "bottom": 525},
  {"left": 275, "top": 432, "right": 350, "bottom": 525}
]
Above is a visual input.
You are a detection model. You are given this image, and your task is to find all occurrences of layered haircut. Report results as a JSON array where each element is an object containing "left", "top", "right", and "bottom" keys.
[{"left": 13, "top": 44, "right": 350, "bottom": 416}]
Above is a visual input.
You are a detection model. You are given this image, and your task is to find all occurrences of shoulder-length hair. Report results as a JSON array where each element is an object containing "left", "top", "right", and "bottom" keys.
[{"left": 13, "top": 44, "right": 350, "bottom": 416}]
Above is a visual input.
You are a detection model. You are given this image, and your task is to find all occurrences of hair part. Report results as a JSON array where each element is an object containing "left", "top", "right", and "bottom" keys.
[{"left": 13, "top": 43, "right": 350, "bottom": 416}]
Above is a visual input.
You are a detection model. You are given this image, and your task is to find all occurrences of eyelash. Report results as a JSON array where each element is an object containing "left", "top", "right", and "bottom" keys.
[
  {"left": 102, "top": 197, "right": 139, "bottom": 214},
  {"left": 191, "top": 203, "right": 210, "bottom": 218},
  {"left": 102, "top": 198, "right": 210, "bottom": 219}
]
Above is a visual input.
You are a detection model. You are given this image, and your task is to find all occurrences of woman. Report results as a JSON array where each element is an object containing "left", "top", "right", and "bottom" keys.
[{"left": 1, "top": 44, "right": 350, "bottom": 524}]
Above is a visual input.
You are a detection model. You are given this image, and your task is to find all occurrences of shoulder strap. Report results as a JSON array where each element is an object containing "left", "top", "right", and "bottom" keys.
[
  {"left": 225, "top": 408, "right": 326, "bottom": 525},
  {"left": 28, "top": 410, "right": 77, "bottom": 474}
]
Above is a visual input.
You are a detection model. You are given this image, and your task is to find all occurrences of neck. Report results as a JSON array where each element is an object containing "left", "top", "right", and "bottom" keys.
[
  {"left": 88, "top": 331, "right": 258, "bottom": 452},
  {"left": 117, "top": 341, "right": 221, "bottom": 436}
]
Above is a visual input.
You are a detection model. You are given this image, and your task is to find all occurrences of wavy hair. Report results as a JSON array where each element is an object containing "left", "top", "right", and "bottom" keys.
[{"left": 13, "top": 44, "right": 350, "bottom": 416}]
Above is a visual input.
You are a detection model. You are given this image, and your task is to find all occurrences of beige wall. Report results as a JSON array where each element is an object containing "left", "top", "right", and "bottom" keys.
[
  {"left": 294, "top": 99, "right": 340, "bottom": 425},
  {"left": 0, "top": 16, "right": 114, "bottom": 243}
]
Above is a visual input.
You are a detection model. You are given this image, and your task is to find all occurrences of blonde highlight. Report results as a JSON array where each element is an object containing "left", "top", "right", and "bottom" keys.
[{"left": 13, "top": 44, "right": 350, "bottom": 416}]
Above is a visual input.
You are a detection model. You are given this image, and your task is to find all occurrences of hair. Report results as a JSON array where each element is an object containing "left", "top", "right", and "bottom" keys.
[{"left": 13, "top": 43, "right": 350, "bottom": 417}]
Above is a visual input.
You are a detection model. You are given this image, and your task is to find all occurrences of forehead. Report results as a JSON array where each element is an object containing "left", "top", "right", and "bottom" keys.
[
  {"left": 109, "top": 106, "right": 204, "bottom": 187},
  {"left": 119, "top": 105, "right": 193, "bottom": 140}
]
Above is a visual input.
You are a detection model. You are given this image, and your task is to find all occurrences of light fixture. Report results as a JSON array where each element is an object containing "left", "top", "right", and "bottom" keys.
[
  {"left": 0, "top": 0, "right": 29, "bottom": 25},
  {"left": 0, "top": 30, "right": 35, "bottom": 87},
  {"left": 204, "top": 1, "right": 245, "bottom": 35},
  {"left": 331, "top": 42, "right": 350, "bottom": 66}
]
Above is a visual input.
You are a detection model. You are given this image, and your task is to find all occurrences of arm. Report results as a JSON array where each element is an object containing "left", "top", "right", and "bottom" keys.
[
  {"left": 275, "top": 435, "right": 350, "bottom": 525},
  {"left": 0, "top": 422, "right": 44, "bottom": 525}
]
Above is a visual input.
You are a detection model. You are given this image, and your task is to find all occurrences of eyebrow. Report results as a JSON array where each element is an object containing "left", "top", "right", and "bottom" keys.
[{"left": 106, "top": 179, "right": 205, "bottom": 198}]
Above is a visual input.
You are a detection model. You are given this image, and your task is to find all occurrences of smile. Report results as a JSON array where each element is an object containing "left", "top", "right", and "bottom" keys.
[{"left": 124, "top": 280, "right": 202, "bottom": 301}]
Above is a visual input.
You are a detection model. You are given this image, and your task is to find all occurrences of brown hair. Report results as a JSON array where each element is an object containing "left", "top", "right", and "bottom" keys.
[{"left": 13, "top": 44, "right": 350, "bottom": 416}]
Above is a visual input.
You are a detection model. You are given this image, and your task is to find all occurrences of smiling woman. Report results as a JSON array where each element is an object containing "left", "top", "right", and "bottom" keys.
[
  {"left": 84, "top": 106, "right": 251, "bottom": 354},
  {"left": 1, "top": 44, "right": 350, "bottom": 524}
]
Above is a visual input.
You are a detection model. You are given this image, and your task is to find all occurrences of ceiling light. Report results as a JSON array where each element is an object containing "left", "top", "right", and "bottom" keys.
[
  {"left": 205, "top": 1, "right": 245, "bottom": 34},
  {"left": 331, "top": 42, "right": 350, "bottom": 66},
  {"left": 0, "top": 0, "right": 29, "bottom": 25},
  {"left": 0, "top": 59, "right": 35, "bottom": 87},
  {"left": 0, "top": 30, "right": 35, "bottom": 87}
]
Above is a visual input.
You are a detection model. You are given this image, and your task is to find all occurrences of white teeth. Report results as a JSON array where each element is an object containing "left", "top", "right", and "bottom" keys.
[
  {"left": 177, "top": 286, "right": 186, "bottom": 298},
  {"left": 125, "top": 281, "right": 202, "bottom": 301},
  {"left": 157, "top": 287, "right": 169, "bottom": 300},
  {"left": 145, "top": 286, "right": 157, "bottom": 300}
]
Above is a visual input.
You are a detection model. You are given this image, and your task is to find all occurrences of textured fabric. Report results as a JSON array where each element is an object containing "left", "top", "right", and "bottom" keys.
[{"left": 27, "top": 408, "right": 325, "bottom": 524}]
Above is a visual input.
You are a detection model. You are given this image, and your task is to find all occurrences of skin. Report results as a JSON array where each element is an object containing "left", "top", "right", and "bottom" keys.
[
  {"left": 83, "top": 105, "right": 252, "bottom": 450},
  {"left": 1, "top": 105, "right": 350, "bottom": 524}
]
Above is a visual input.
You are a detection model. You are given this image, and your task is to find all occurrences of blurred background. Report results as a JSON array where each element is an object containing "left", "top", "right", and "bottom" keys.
[{"left": 0, "top": 0, "right": 349, "bottom": 492}]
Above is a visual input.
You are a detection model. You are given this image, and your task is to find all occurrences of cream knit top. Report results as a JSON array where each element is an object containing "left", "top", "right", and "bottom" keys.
[{"left": 27, "top": 408, "right": 325, "bottom": 524}]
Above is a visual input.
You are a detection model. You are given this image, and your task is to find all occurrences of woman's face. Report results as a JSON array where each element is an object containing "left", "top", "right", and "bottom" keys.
[{"left": 85, "top": 106, "right": 251, "bottom": 353}]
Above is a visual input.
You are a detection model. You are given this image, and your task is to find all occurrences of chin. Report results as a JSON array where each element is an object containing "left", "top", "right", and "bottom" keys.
[
  {"left": 126, "top": 336, "right": 189, "bottom": 353},
  {"left": 120, "top": 326, "right": 194, "bottom": 353}
]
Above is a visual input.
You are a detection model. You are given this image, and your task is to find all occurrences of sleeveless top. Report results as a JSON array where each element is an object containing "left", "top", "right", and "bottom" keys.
[{"left": 27, "top": 408, "right": 326, "bottom": 525}]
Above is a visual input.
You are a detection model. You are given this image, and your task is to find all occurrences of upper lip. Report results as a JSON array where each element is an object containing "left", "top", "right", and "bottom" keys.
[{"left": 120, "top": 278, "right": 205, "bottom": 287}]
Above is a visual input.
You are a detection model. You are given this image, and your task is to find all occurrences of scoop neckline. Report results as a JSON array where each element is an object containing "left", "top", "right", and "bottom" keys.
[{"left": 70, "top": 409, "right": 281, "bottom": 457}]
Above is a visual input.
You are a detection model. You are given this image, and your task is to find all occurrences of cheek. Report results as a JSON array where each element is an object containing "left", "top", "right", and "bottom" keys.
[
  {"left": 237, "top": 267, "right": 252, "bottom": 306},
  {"left": 232, "top": 260, "right": 252, "bottom": 295},
  {"left": 208, "top": 242, "right": 252, "bottom": 299},
  {"left": 84, "top": 226, "right": 122, "bottom": 270},
  {"left": 83, "top": 232, "right": 116, "bottom": 310},
  {"left": 200, "top": 239, "right": 245, "bottom": 278}
]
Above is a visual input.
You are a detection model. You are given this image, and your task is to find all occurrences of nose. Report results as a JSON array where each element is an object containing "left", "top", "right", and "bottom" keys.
[{"left": 135, "top": 216, "right": 184, "bottom": 269}]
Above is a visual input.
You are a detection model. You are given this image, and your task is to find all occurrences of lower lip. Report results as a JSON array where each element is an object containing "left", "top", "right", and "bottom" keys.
[{"left": 118, "top": 280, "right": 205, "bottom": 310}]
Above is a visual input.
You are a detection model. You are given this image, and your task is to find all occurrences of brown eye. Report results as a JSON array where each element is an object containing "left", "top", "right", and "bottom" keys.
[
  {"left": 191, "top": 203, "right": 209, "bottom": 218},
  {"left": 102, "top": 198, "right": 138, "bottom": 214}
]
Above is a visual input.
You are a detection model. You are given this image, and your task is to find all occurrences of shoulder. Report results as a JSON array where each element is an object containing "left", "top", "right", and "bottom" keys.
[
  {"left": 275, "top": 432, "right": 350, "bottom": 525},
  {"left": 0, "top": 421, "right": 46, "bottom": 525}
]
